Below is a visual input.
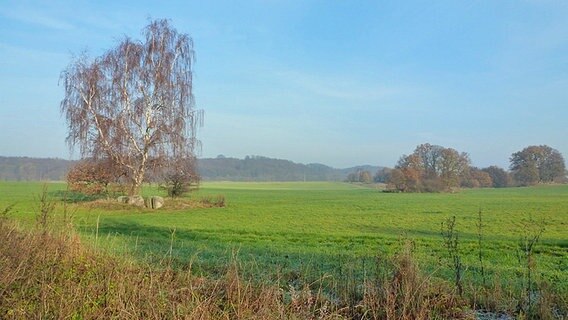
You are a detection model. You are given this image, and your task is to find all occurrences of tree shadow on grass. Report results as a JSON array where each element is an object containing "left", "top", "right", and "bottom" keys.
[
  {"left": 48, "top": 189, "right": 104, "bottom": 203},
  {"left": 86, "top": 220, "right": 372, "bottom": 281},
  {"left": 88, "top": 220, "right": 291, "bottom": 277}
]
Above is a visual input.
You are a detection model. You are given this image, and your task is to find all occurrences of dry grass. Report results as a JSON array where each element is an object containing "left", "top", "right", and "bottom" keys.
[
  {"left": 0, "top": 220, "right": 290, "bottom": 319},
  {"left": 165, "top": 195, "right": 226, "bottom": 210},
  {"left": 0, "top": 217, "right": 475, "bottom": 320},
  {"left": 360, "top": 243, "right": 472, "bottom": 320}
]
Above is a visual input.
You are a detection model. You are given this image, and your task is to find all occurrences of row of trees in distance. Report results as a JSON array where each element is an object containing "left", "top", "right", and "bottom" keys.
[{"left": 347, "top": 144, "right": 566, "bottom": 192}]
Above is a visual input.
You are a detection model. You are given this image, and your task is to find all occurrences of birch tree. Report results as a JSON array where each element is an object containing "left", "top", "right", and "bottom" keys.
[{"left": 61, "top": 19, "right": 202, "bottom": 195}]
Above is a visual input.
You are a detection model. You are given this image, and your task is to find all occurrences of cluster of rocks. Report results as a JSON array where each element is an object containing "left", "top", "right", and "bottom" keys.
[{"left": 117, "top": 195, "right": 164, "bottom": 209}]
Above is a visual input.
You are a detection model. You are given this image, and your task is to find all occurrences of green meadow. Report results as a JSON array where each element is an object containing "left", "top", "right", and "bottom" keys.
[{"left": 1, "top": 181, "right": 567, "bottom": 293}]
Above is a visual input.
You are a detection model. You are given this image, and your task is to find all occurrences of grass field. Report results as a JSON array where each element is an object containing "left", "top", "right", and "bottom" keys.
[{"left": 1, "top": 181, "right": 567, "bottom": 298}]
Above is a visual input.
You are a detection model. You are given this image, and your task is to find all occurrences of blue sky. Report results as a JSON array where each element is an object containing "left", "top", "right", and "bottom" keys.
[{"left": 1, "top": 0, "right": 567, "bottom": 168}]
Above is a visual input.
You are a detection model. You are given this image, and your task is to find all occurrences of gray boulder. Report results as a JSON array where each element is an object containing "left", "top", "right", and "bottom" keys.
[
  {"left": 117, "top": 195, "right": 145, "bottom": 207},
  {"left": 146, "top": 196, "right": 164, "bottom": 209},
  {"left": 128, "top": 195, "right": 145, "bottom": 207}
]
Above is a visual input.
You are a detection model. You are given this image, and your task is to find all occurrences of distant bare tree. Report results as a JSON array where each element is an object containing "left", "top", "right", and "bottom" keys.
[
  {"left": 439, "top": 148, "right": 469, "bottom": 190},
  {"left": 60, "top": 19, "right": 202, "bottom": 195},
  {"left": 414, "top": 143, "right": 444, "bottom": 179},
  {"left": 373, "top": 167, "right": 392, "bottom": 183},
  {"left": 358, "top": 170, "right": 373, "bottom": 184},
  {"left": 346, "top": 169, "right": 373, "bottom": 184},
  {"left": 346, "top": 172, "right": 358, "bottom": 183}
]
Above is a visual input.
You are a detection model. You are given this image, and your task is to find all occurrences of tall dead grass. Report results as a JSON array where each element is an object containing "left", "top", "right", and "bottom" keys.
[
  {"left": 360, "top": 242, "right": 471, "bottom": 320},
  {"left": 0, "top": 217, "right": 472, "bottom": 319},
  {"left": 0, "top": 219, "right": 289, "bottom": 319}
]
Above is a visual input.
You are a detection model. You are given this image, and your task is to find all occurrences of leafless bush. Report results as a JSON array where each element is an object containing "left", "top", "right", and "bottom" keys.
[
  {"left": 199, "top": 195, "right": 225, "bottom": 207},
  {"left": 158, "top": 158, "right": 200, "bottom": 198}
]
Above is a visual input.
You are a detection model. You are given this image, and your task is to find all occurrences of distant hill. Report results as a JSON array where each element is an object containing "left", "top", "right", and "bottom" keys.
[
  {"left": 198, "top": 156, "right": 382, "bottom": 181},
  {"left": 0, "top": 155, "right": 382, "bottom": 182},
  {"left": 0, "top": 156, "right": 74, "bottom": 181}
]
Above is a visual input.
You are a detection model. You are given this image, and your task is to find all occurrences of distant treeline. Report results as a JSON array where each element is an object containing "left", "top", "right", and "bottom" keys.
[
  {"left": 198, "top": 155, "right": 381, "bottom": 181},
  {"left": 0, "top": 157, "right": 73, "bottom": 181},
  {"left": 377, "top": 144, "right": 567, "bottom": 192},
  {"left": 0, "top": 155, "right": 381, "bottom": 182}
]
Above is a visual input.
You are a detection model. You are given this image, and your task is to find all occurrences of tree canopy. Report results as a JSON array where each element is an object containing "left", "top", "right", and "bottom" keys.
[
  {"left": 60, "top": 20, "right": 202, "bottom": 195},
  {"left": 386, "top": 143, "right": 566, "bottom": 192},
  {"left": 387, "top": 143, "right": 471, "bottom": 192},
  {"left": 510, "top": 145, "right": 566, "bottom": 185}
]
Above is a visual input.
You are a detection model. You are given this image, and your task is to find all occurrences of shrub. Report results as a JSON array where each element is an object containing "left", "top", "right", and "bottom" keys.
[
  {"left": 160, "top": 171, "right": 200, "bottom": 198},
  {"left": 159, "top": 158, "right": 200, "bottom": 198},
  {"left": 67, "top": 159, "right": 124, "bottom": 197},
  {"left": 200, "top": 195, "right": 226, "bottom": 207}
]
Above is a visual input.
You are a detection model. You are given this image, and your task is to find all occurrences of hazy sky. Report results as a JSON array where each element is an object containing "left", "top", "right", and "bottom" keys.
[{"left": 1, "top": 1, "right": 567, "bottom": 168}]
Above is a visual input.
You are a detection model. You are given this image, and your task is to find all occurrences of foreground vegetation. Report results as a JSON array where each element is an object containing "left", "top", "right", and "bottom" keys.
[
  {"left": 1, "top": 217, "right": 476, "bottom": 319},
  {"left": 1, "top": 181, "right": 567, "bottom": 318}
]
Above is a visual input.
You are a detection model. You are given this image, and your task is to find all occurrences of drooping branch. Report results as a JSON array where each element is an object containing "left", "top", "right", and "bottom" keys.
[{"left": 60, "top": 19, "right": 202, "bottom": 196}]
